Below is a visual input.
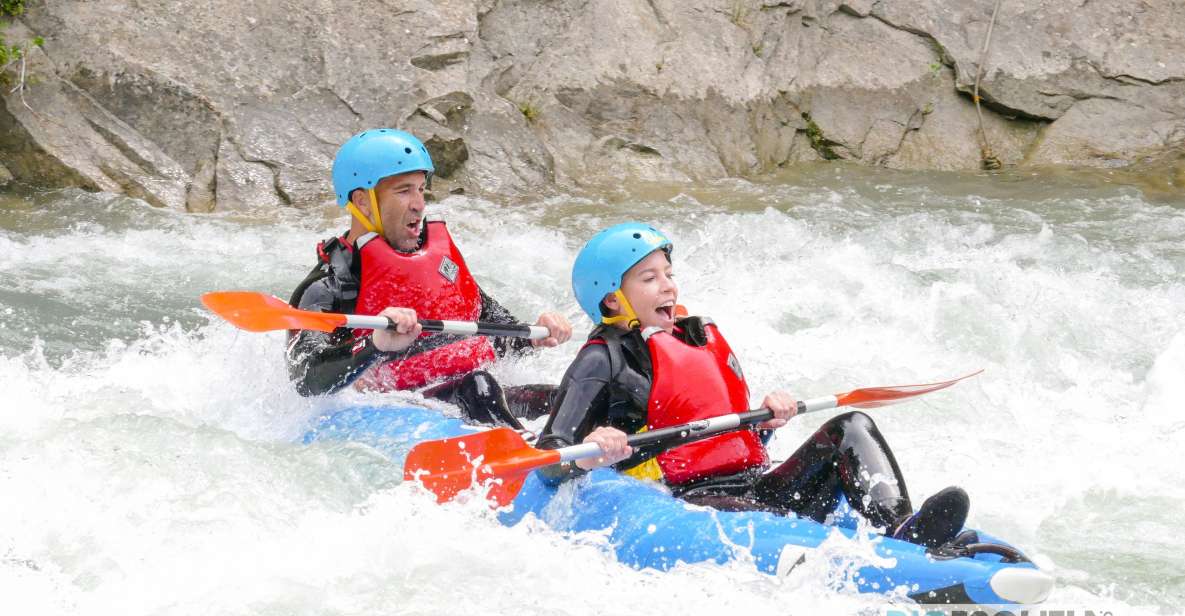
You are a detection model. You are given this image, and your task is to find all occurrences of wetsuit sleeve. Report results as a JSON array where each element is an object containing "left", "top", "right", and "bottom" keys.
[
  {"left": 477, "top": 287, "right": 534, "bottom": 357},
  {"left": 534, "top": 344, "right": 614, "bottom": 485},
  {"left": 286, "top": 278, "right": 394, "bottom": 397}
]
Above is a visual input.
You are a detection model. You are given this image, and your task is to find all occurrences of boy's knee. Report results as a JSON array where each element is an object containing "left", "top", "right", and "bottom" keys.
[{"left": 461, "top": 370, "right": 500, "bottom": 398}]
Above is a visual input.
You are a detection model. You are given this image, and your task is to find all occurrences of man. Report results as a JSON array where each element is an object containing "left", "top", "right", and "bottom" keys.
[{"left": 286, "top": 129, "right": 570, "bottom": 427}]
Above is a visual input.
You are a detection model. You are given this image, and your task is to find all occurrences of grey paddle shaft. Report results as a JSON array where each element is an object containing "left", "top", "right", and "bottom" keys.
[
  {"left": 556, "top": 396, "right": 842, "bottom": 463},
  {"left": 342, "top": 314, "right": 550, "bottom": 340}
]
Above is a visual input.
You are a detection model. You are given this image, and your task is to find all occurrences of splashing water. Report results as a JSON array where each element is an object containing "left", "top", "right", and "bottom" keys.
[{"left": 2, "top": 165, "right": 1182, "bottom": 615}]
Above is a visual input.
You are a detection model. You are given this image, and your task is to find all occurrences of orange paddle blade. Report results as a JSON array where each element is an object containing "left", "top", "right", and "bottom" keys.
[
  {"left": 403, "top": 428, "right": 562, "bottom": 507},
  {"left": 201, "top": 291, "right": 348, "bottom": 333},
  {"left": 836, "top": 369, "right": 983, "bottom": 408}
]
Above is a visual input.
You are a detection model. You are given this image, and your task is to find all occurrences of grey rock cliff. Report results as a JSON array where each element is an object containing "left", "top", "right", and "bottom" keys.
[{"left": 2, "top": 0, "right": 1182, "bottom": 209}]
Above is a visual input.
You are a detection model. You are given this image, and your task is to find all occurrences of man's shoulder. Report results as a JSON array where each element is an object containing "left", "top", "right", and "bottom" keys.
[
  {"left": 294, "top": 233, "right": 360, "bottom": 305},
  {"left": 295, "top": 275, "right": 338, "bottom": 311},
  {"left": 318, "top": 233, "right": 356, "bottom": 263}
]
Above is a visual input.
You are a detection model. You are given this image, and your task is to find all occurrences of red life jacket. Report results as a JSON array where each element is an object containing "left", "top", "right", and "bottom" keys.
[
  {"left": 352, "top": 220, "right": 495, "bottom": 390},
  {"left": 637, "top": 321, "right": 768, "bottom": 485}
]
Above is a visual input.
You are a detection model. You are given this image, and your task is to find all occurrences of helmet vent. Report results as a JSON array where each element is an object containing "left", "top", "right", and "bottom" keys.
[
  {"left": 633, "top": 233, "right": 641, "bottom": 239},
  {"left": 404, "top": 147, "right": 412, "bottom": 154}
]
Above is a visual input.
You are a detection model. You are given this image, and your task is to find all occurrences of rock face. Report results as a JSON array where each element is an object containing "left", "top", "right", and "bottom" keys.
[{"left": 1, "top": 0, "right": 1183, "bottom": 209}]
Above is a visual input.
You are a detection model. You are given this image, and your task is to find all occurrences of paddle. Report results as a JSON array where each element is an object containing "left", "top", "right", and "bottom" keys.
[
  {"left": 201, "top": 290, "right": 550, "bottom": 339},
  {"left": 403, "top": 370, "right": 982, "bottom": 506}
]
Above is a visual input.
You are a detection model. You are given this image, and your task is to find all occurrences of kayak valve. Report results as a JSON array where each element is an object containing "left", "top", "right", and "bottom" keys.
[{"left": 989, "top": 567, "right": 1054, "bottom": 604}]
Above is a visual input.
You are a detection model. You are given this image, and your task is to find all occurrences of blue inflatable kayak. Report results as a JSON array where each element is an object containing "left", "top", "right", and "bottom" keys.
[{"left": 303, "top": 405, "right": 1053, "bottom": 605}]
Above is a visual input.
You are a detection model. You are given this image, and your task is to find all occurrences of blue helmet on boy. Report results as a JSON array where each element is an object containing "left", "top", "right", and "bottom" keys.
[
  {"left": 332, "top": 129, "right": 434, "bottom": 206},
  {"left": 572, "top": 222, "right": 673, "bottom": 324}
]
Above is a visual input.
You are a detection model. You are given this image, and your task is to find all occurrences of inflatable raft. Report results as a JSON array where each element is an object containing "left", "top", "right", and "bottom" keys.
[{"left": 303, "top": 405, "right": 1053, "bottom": 605}]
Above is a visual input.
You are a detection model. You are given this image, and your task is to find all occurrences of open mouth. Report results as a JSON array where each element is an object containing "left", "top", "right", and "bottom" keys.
[
  {"left": 656, "top": 302, "right": 675, "bottom": 320},
  {"left": 405, "top": 218, "right": 422, "bottom": 234}
]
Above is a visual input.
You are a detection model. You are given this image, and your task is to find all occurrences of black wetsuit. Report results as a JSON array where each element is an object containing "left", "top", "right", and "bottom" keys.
[
  {"left": 285, "top": 231, "right": 553, "bottom": 427},
  {"left": 536, "top": 321, "right": 916, "bottom": 530}
]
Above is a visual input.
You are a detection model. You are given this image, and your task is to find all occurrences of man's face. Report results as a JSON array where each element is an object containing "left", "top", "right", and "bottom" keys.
[{"left": 368, "top": 171, "right": 428, "bottom": 251}]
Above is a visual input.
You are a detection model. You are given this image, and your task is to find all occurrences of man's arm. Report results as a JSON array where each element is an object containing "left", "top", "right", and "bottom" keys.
[
  {"left": 477, "top": 287, "right": 534, "bottom": 357},
  {"left": 286, "top": 279, "right": 392, "bottom": 397}
]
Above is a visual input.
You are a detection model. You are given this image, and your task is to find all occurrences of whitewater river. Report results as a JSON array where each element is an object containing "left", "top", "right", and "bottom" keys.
[{"left": 2, "top": 165, "right": 1182, "bottom": 615}]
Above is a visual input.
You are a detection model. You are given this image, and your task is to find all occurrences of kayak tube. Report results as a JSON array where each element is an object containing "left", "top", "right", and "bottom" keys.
[{"left": 303, "top": 405, "right": 1053, "bottom": 605}]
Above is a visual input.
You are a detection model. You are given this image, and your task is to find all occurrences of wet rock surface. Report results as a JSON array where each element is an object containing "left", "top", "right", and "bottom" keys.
[{"left": 2, "top": 0, "right": 1182, "bottom": 209}]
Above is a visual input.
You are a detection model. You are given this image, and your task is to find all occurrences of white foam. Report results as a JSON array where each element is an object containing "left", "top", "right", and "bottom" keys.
[{"left": 2, "top": 177, "right": 1182, "bottom": 614}]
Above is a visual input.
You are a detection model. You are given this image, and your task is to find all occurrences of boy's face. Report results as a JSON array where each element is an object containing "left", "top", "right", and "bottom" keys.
[{"left": 606, "top": 249, "right": 678, "bottom": 332}]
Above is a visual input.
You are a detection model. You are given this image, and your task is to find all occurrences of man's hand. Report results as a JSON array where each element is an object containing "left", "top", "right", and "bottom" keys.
[
  {"left": 756, "top": 390, "right": 798, "bottom": 430},
  {"left": 531, "top": 311, "right": 572, "bottom": 347},
  {"left": 372, "top": 307, "right": 422, "bottom": 352}
]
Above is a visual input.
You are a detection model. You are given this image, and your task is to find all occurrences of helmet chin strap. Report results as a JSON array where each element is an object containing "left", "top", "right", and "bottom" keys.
[
  {"left": 345, "top": 188, "right": 385, "bottom": 237},
  {"left": 601, "top": 289, "right": 641, "bottom": 329}
]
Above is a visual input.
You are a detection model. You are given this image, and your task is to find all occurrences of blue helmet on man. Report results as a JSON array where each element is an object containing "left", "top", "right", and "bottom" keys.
[{"left": 332, "top": 129, "right": 434, "bottom": 207}]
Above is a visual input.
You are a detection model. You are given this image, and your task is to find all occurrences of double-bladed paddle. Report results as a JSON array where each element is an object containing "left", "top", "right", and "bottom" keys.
[
  {"left": 403, "top": 370, "right": 982, "bottom": 506},
  {"left": 201, "top": 290, "right": 550, "bottom": 339}
]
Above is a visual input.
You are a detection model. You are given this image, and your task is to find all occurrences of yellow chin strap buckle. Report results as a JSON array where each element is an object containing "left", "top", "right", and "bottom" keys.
[
  {"left": 601, "top": 289, "right": 641, "bottom": 329},
  {"left": 345, "top": 188, "right": 385, "bottom": 237}
]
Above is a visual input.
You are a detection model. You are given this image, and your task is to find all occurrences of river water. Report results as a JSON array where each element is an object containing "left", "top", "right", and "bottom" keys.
[{"left": 1, "top": 165, "right": 1182, "bottom": 615}]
